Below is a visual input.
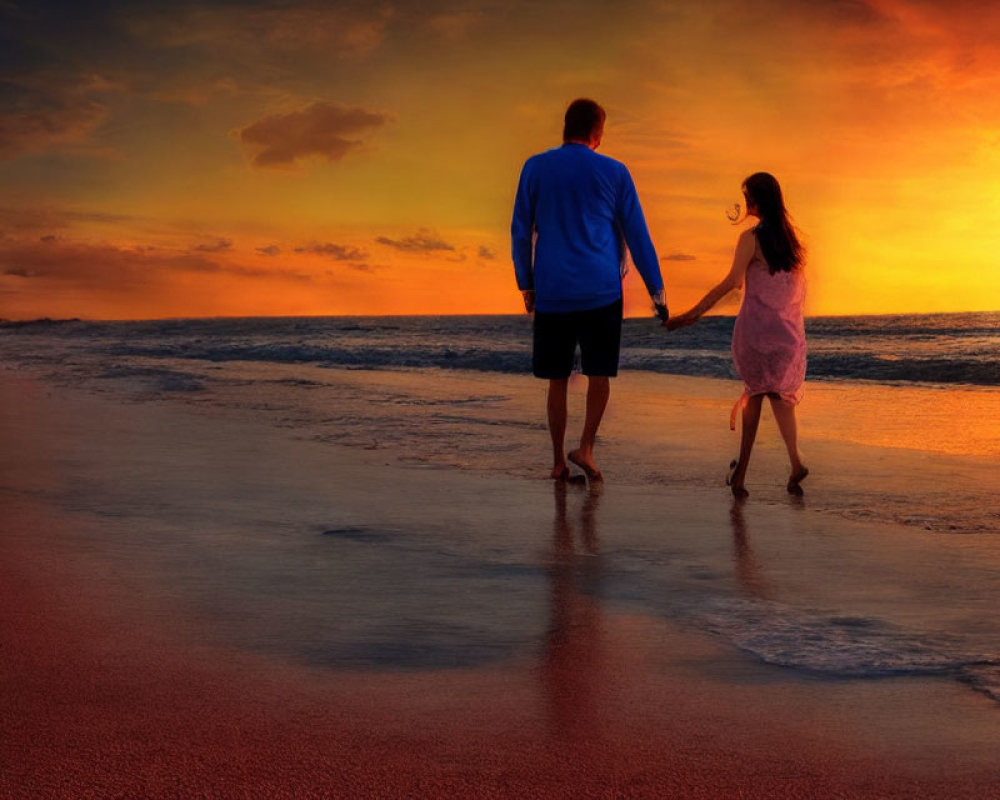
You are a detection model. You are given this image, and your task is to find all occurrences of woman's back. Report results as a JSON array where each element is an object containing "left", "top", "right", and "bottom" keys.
[{"left": 732, "top": 235, "right": 806, "bottom": 402}]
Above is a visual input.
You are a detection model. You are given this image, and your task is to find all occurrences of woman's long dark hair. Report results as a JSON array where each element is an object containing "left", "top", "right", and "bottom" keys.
[{"left": 742, "top": 172, "right": 803, "bottom": 274}]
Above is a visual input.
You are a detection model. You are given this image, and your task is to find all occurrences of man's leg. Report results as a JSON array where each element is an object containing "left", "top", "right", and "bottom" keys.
[
  {"left": 534, "top": 307, "right": 575, "bottom": 480},
  {"left": 547, "top": 378, "right": 570, "bottom": 479},
  {"left": 568, "top": 376, "right": 609, "bottom": 480},
  {"left": 570, "top": 300, "right": 621, "bottom": 482}
]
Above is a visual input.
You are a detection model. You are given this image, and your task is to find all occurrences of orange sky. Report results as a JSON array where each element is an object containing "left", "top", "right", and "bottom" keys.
[{"left": 2, "top": 0, "right": 999, "bottom": 320}]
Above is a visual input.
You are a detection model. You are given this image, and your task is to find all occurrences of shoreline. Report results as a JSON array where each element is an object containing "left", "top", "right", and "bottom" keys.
[{"left": 3, "top": 368, "right": 1000, "bottom": 797}]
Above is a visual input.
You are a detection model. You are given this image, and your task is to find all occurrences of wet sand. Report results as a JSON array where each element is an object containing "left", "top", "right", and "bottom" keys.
[{"left": 2, "top": 369, "right": 1000, "bottom": 798}]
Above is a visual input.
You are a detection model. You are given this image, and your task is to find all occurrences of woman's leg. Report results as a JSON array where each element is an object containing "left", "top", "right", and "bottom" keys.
[
  {"left": 769, "top": 396, "right": 809, "bottom": 493},
  {"left": 731, "top": 394, "right": 763, "bottom": 497}
]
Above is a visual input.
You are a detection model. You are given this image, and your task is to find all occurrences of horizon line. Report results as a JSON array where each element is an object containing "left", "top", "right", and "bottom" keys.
[{"left": 3, "top": 309, "right": 999, "bottom": 326}]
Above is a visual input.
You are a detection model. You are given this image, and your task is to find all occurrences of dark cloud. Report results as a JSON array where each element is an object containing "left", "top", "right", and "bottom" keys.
[
  {"left": 478, "top": 245, "right": 496, "bottom": 259},
  {"left": 294, "top": 242, "right": 367, "bottom": 260},
  {"left": 324, "top": 262, "right": 374, "bottom": 274},
  {"left": 295, "top": 241, "right": 373, "bottom": 272},
  {"left": 0, "top": 81, "right": 108, "bottom": 160},
  {"left": 127, "top": 2, "right": 394, "bottom": 59},
  {"left": 193, "top": 238, "right": 233, "bottom": 252},
  {"left": 0, "top": 1, "right": 401, "bottom": 134},
  {"left": 662, "top": 252, "right": 696, "bottom": 261},
  {"left": 237, "top": 101, "right": 389, "bottom": 169},
  {"left": 224, "top": 263, "right": 312, "bottom": 281},
  {"left": 425, "top": 9, "right": 487, "bottom": 40},
  {"left": 0, "top": 205, "right": 141, "bottom": 232},
  {"left": 0, "top": 238, "right": 220, "bottom": 288},
  {"left": 256, "top": 244, "right": 280, "bottom": 256},
  {"left": 376, "top": 229, "right": 455, "bottom": 253},
  {"left": 0, "top": 236, "right": 313, "bottom": 288}
]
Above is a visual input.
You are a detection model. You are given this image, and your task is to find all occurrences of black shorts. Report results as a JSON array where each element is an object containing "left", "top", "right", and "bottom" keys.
[{"left": 532, "top": 299, "right": 623, "bottom": 379}]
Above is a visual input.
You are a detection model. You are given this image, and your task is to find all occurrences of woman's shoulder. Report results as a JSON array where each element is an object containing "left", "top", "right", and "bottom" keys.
[{"left": 736, "top": 227, "right": 759, "bottom": 252}]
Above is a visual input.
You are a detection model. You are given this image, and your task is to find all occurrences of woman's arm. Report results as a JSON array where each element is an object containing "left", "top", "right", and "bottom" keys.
[{"left": 664, "top": 229, "right": 755, "bottom": 329}]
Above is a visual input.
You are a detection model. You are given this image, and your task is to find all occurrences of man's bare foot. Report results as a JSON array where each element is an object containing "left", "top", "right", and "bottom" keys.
[
  {"left": 787, "top": 466, "right": 809, "bottom": 495},
  {"left": 550, "top": 464, "right": 569, "bottom": 481},
  {"left": 568, "top": 449, "right": 603, "bottom": 482}
]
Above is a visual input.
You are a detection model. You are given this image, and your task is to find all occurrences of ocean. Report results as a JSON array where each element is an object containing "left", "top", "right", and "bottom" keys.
[
  {"left": 2, "top": 311, "right": 1000, "bottom": 706},
  {"left": 3, "top": 310, "right": 998, "bottom": 386}
]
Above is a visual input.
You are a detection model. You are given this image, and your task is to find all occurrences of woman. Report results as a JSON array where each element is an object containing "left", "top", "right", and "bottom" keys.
[{"left": 667, "top": 172, "right": 807, "bottom": 498}]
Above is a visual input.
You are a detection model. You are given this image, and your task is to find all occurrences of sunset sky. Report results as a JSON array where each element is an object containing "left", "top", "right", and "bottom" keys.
[{"left": 2, "top": 0, "right": 999, "bottom": 319}]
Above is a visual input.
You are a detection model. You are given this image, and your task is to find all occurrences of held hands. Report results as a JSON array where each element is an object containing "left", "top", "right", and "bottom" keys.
[
  {"left": 521, "top": 290, "right": 535, "bottom": 314},
  {"left": 664, "top": 311, "right": 697, "bottom": 331},
  {"left": 651, "top": 290, "right": 669, "bottom": 324}
]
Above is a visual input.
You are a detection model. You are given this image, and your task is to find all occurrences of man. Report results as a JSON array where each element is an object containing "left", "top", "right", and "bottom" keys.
[{"left": 511, "top": 97, "right": 668, "bottom": 481}]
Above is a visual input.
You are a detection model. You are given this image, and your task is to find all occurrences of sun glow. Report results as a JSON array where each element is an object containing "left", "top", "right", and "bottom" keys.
[{"left": 2, "top": 0, "right": 999, "bottom": 319}]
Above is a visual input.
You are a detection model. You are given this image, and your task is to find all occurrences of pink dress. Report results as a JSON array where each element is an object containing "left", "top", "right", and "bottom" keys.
[{"left": 729, "top": 240, "right": 806, "bottom": 429}]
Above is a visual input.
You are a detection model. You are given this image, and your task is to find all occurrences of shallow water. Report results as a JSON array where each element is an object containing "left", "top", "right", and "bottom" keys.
[{"left": 2, "top": 315, "right": 1000, "bottom": 706}]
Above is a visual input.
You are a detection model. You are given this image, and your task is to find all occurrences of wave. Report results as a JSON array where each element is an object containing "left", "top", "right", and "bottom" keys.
[
  {"left": 105, "top": 341, "right": 535, "bottom": 374},
  {"left": 100, "top": 340, "right": 1000, "bottom": 387},
  {"left": 2, "top": 312, "right": 998, "bottom": 388},
  {"left": 694, "top": 596, "right": 1000, "bottom": 702},
  {"left": 0, "top": 317, "right": 83, "bottom": 329}
]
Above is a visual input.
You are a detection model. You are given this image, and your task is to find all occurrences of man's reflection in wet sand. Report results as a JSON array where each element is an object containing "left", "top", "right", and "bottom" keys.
[
  {"left": 540, "top": 480, "right": 605, "bottom": 739},
  {"left": 729, "top": 500, "right": 771, "bottom": 600}
]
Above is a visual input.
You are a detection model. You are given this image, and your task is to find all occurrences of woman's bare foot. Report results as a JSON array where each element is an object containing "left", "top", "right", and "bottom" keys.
[
  {"left": 787, "top": 466, "right": 809, "bottom": 495},
  {"left": 550, "top": 464, "right": 569, "bottom": 481},
  {"left": 568, "top": 449, "right": 603, "bottom": 482},
  {"left": 727, "top": 459, "right": 749, "bottom": 498}
]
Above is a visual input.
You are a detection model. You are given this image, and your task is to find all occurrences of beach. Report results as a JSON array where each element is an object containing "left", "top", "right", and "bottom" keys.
[
  {"left": 7, "top": 0, "right": 1000, "bottom": 793},
  {"left": 2, "top": 322, "right": 1000, "bottom": 798}
]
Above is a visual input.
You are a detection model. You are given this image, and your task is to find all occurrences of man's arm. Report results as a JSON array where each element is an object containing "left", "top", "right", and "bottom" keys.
[
  {"left": 617, "top": 168, "right": 665, "bottom": 310},
  {"left": 511, "top": 162, "right": 535, "bottom": 308}
]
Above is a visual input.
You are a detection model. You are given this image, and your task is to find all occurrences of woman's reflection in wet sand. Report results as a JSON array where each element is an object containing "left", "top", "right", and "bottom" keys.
[
  {"left": 729, "top": 500, "right": 772, "bottom": 600},
  {"left": 540, "top": 480, "right": 605, "bottom": 739}
]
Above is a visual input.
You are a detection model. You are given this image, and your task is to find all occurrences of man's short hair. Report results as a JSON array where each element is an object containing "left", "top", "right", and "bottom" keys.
[{"left": 563, "top": 98, "right": 606, "bottom": 142}]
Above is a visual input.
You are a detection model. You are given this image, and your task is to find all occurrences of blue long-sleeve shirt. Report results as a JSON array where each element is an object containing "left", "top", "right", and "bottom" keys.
[{"left": 511, "top": 142, "right": 663, "bottom": 313}]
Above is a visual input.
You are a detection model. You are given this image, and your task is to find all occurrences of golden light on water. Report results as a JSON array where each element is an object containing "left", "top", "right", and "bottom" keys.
[{"left": 805, "top": 383, "right": 1000, "bottom": 458}]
